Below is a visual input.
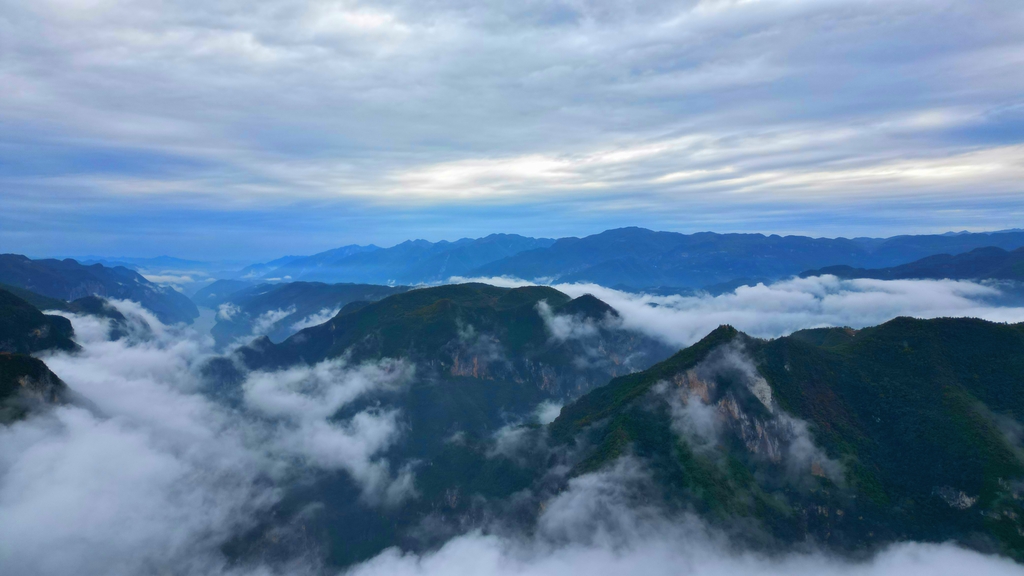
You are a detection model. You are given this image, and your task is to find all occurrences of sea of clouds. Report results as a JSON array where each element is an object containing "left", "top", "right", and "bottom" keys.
[
  {"left": 0, "top": 301, "right": 412, "bottom": 575},
  {"left": 457, "top": 275, "right": 1024, "bottom": 347},
  {"left": 2, "top": 277, "right": 1024, "bottom": 574}
]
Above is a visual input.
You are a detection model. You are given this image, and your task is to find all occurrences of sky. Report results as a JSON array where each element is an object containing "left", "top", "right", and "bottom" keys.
[{"left": 2, "top": 0, "right": 1023, "bottom": 260}]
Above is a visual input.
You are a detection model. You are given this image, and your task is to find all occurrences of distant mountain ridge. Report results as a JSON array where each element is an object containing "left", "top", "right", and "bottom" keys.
[
  {"left": 241, "top": 228, "right": 1024, "bottom": 290},
  {"left": 249, "top": 234, "right": 556, "bottom": 284},
  {"left": 470, "top": 228, "right": 1024, "bottom": 289},
  {"left": 0, "top": 254, "right": 199, "bottom": 324},
  {"left": 802, "top": 246, "right": 1024, "bottom": 282}
]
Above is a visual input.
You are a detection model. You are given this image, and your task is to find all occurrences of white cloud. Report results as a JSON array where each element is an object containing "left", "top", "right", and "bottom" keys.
[
  {"left": 535, "top": 401, "right": 563, "bottom": 425},
  {"left": 487, "top": 424, "right": 535, "bottom": 462},
  {"left": 0, "top": 407, "right": 272, "bottom": 576},
  {"left": 141, "top": 273, "right": 197, "bottom": 286},
  {"left": 6, "top": 293, "right": 1024, "bottom": 575},
  {"left": 459, "top": 275, "right": 1024, "bottom": 348},
  {"left": 6, "top": 307, "right": 275, "bottom": 575},
  {"left": 218, "top": 302, "right": 241, "bottom": 321},
  {"left": 346, "top": 458, "right": 1024, "bottom": 576},
  {"left": 251, "top": 307, "right": 296, "bottom": 335},
  {"left": 290, "top": 306, "right": 342, "bottom": 332},
  {"left": 0, "top": 299, "right": 414, "bottom": 573},
  {"left": 3, "top": 0, "right": 1024, "bottom": 233},
  {"left": 657, "top": 343, "right": 842, "bottom": 482},
  {"left": 241, "top": 357, "right": 418, "bottom": 505},
  {"left": 535, "top": 300, "right": 604, "bottom": 342}
]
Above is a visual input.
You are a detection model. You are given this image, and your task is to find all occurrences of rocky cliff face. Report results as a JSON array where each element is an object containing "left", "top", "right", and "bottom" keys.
[
  {"left": 551, "top": 318, "right": 1024, "bottom": 559},
  {"left": 0, "top": 353, "right": 72, "bottom": 423}
]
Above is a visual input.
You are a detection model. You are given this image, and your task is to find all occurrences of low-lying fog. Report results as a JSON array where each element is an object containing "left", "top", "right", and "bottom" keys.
[{"left": 2, "top": 276, "right": 1024, "bottom": 575}]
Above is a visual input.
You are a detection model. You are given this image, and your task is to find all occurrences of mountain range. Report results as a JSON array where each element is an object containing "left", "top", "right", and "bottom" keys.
[
  {"left": 240, "top": 228, "right": 1024, "bottom": 290},
  {"left": 0, "top": 254, "right": 199, "bottom": 324},
  {"left": 552, "top": 316, "right": 1024, "bottom": 558},
  {"left": 4, "top": 274, "right": 1024, "bottom": 567},
  {"left": 803, "top": 246, "right": 1024, "bottom": 282},
  {"left": 223, "top": 287, "right": 1024, "bottom": 565},
  {"left": 252, "top": 234, "right": 555, "bottom": 285},
  {"left": 471, "top": 228, "right": 1024, "bottom": 289}
]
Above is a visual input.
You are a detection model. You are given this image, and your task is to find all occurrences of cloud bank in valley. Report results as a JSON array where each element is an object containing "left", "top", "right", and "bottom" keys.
[
  {"left": 457, "top": 275, "right": 1024, "bottom": 347},
  {"left": 2, "top": 294, "right": 1024, "bottom": 574},
  {"left": 292, "top": 307, "right": 344, "bottom": 333},
  {"left": 347, "top": 460, "right": 1024, "bottom": 576},
  {"left": 0, "top": 301, "right": 415, "bottom": 574}
]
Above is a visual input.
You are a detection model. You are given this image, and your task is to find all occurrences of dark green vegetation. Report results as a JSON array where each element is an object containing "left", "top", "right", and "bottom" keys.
[
  {"left": 804, "top": 246, "right": 1024, "bottom": 282},
  {"left": 0, "top": 353, "right": 71, "bottom": 424},
  {"left": 240, "top": 283, "right": 672, "bottom": 397},
  {"left": 0, "top": 289, "right": 78, "bottom": 423},
  {"left": 228, "top": 283, "right": 674, "bottom": 565},
  {"left": 207, "top": 281, "right": 409, "bottom": 347},
  {"left": 470, "top": 228, "right": 1024, "bottom": 290},
  {"left": 552, "top": 316, "right": 1024, "bottom": 558},
  {"left": 0, "top": 288, "right": 78, "bottom": 354},
  {"left": 1, "top": 283, "right": 135, "bottom": 340},
  {"left": 0, "top": 254, "right": 198, "bottom": 324}
]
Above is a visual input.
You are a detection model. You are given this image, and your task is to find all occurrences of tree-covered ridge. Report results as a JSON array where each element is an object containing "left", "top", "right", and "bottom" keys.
[
  {"left": 224, "top": 283, "right": 674, "bottom": 565},
  {"left": 239, "top": 282, "right": 673, "bottom": 399},
  {"left": 207, "top": 281, "right": 409, "bottom": 347},
  {"left": 0, "top": 288, "right": 79, "bottom": 423},
  {"left": 0, "top": 288, "right": 78, "bottom": 355},
  {"left": 802, "top": 246, "right": 1024, "bottom": 281},
  {"left": 0, "top": 353, "right": 71, "bottom": 424},
  {"left": 551, "top": 317, "right": 1024, "bottom": 558}
]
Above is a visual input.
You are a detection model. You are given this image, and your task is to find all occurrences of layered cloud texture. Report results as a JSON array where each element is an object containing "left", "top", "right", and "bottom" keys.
[
  {"left": 465, "top": 275, "right": 1024, "bottom": 347},
  {"left": 3, "top": 0, "right": 1024, "bottom": 256}
]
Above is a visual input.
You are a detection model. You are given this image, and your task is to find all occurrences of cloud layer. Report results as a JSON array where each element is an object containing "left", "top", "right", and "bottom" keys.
[
  {"left": 463, "top": 275, "right": 1024, "bottom": 347},
  {"left": 3, "top": 291, "right": 1024, "bottom": 573},
  {"left": 3, "top": 0, "right": 1024, "bottom": 256},
  {"left": 346, "top": 459, "right": 1024, "bottom": 576},
  {"left": 0, "top": 300, "right": 414, "bottom": 574}
]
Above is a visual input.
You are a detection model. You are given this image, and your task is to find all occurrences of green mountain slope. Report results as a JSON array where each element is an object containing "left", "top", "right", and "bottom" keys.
[
  {"left": 239, "top": 283, "right": 672, "bottom": 398},
  {"left": 552, "top": 317, "right": 1024, "bottom": 557},
  {"left": 0, "top": 353, "right": 72, "bottom": 424},
  {"left": 226, "top": 283, "right": 674, "bottom": 565},
  {"left": 0, "top": 289, "right": 78, "bottom": 423},
  {"left": 0, "top": 289, "right": 78, "bottom": 354}
]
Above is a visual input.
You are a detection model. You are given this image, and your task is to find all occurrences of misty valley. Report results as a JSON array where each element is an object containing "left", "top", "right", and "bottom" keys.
[{"left": 3, "top": 228, "right": 1024, "bottom": 575}]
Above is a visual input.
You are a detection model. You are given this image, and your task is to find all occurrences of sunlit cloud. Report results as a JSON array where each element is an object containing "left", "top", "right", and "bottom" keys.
[{"left": 2, "top": 0, "right": 1024, "bottom": 255}]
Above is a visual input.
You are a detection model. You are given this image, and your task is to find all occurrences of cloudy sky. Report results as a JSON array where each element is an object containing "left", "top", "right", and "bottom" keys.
[{"left": 2, "top": 0, "right": 1023, "bottom": 259}]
